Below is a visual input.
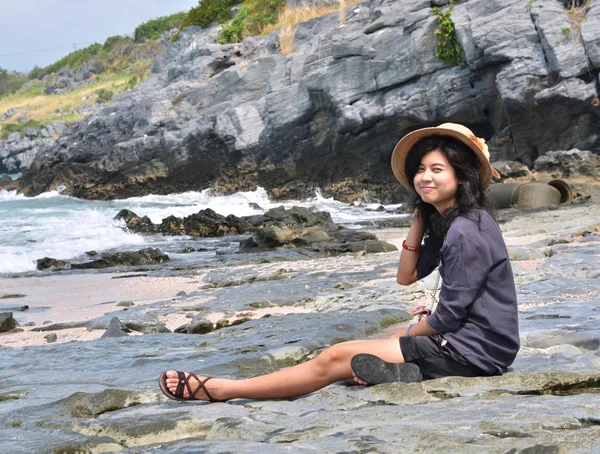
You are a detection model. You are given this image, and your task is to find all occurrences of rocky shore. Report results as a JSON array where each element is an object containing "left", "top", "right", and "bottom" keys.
[{"left": 1, "top": 202, "right": 600, "bottom": 452}]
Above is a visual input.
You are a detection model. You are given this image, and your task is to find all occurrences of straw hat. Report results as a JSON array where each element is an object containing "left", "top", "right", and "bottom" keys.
[{"left": 391, "top": 123, "right": 501, "bottom": 192}]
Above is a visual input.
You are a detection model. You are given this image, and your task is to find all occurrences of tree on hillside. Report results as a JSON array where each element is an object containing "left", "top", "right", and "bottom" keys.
[{"left": 0, "top": 67, "right": 28, "bottom": 98}]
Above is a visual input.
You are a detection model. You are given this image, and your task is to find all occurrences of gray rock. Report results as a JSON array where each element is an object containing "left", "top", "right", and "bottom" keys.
[
  {"left": 44, "top": 333, "right": 58, "bottom": 343},
  {"left": 492, "top": 160, "right": 531, "bottom": 179},
  {"left": 0, "top": 312, "right": 20, "bottom": 332},
  {"left": 581, "top": 1, "right": 600, "bottom": 69},
  {"left": 101, "top": 317, "right": 132, "bottom": 338},
  {"left": 23, "top": 127, "right": 38, "bottom": 138},
  {"left": 531, "top": 0, "right": 588, "bottom": 78},
  {"left": 40, "top": 125, "right": 55, "bottom": 138},
  {"left": 534, "top": 148, "right": 600, "bottom": 178},
  {"left": 52, "top": 121, "right": 66, "bottom": 135},
  {"left": 6, "top": 132, "right": 21, "bottom": 142}
]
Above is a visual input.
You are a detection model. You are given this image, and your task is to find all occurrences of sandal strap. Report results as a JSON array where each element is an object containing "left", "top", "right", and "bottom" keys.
[
  {"left": 185, "top": 372, "right": 219, "bottom": 402},
  {"left": 174, "top": 371, "right": 186, "bottom": 399}
]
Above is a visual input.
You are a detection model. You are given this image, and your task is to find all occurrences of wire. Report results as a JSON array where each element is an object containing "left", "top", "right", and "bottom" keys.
[{"left": 0, "top": 43, "right": 96, "bottom": 59}]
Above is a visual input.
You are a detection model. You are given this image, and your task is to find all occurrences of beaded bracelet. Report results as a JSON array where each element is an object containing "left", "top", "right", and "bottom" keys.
[{"left": 402, "top": 240, "right": 420, "bottom": 252}]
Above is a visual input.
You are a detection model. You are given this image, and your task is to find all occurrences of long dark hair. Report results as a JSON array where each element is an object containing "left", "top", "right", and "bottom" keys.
[{"left": 404, "top": 136, "right": 493, "bottom": 239}]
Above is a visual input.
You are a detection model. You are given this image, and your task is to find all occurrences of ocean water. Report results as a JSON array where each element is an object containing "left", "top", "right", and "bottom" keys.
[{"left": 0, "top": 187, "right": 405, "bottom": 275}]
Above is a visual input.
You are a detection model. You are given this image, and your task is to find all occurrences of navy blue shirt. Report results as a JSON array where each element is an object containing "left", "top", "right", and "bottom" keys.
[{"left": 417, "top": 210, "right": 520, "bottom": 375}]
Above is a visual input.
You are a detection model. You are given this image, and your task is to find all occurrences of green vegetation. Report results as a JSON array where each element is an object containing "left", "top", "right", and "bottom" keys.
[
  {"left": 134, "top": 12, "right": 187, "bottom": 42},
  {"left": 0, "top": 67, "right": 28, "bottom": 98},
  {"left": 1, "top": 119, "right": 44, "bottom": 138},
  {"left": 219, "top": 0, "right": 286, "bottom": 44},
  {"left": 96, "top": 88, "right": 114, "bottom": 104},
  {"left": 32, "top": 43, "right": 102, "bottom": 79},
  {"left": 432, "top": 0, "right": 467, "bottom": 68},
  {"left": 179, "top": 0, "right": 243, "bottom": 30}
]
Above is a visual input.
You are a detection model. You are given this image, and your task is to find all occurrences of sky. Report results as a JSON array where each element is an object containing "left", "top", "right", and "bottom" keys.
[{"left": 0, "top": 0, "right": 200, "bottom": 73}]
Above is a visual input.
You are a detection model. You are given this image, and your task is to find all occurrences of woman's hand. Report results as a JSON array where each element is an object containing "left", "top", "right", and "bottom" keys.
[{"left": 396, "top": 211, "right": 426, "bottom": 286}]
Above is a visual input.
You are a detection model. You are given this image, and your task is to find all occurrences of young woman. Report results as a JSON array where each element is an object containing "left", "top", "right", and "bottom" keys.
[{"left": 159, "top": 123, "right": 520, "bottom": 402}]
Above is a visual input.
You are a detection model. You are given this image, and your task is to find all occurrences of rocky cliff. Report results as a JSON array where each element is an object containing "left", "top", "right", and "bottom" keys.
[{"left": 18, "top": 0, "right": 600, "bottom": 201}]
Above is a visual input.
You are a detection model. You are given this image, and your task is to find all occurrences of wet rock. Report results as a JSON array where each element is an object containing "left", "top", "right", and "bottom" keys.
[
  {"left": 294, "top": 226, "right": 330, "bottom": 245},
  {"left": 31, "top": 321, "right": 89, "bottom": 332},
  {"left": 0, "top": 293, "right": 26, "bottom": 299},
  {"left": 114, "top": 209, "right": 157, "bottom": 234},
  {"left": 36, "top": 257, "right": 71, "bottom": 271},
  {"left": 44, "top": 333, "right": 58, "bottom": 343},
  {"left": 101, "top": 317, "right": 132, "bottom": 338},
  {"left": 0, "top": 312, "right": 20, "bottom": 332},
  {"left": 85, "top": 250, "right": 98, "bottom": 256},
  {"left": 180, "top": 247, "right": 195, "bottom": 253},
  {"left": 117, "top": 301, "right": 134, "bottom": 307},
  {"left": 71, "top": 248, "right": 169, "bottom": 269},
  {"left": 248, "top": 206, "right": 333, "bottom": 231},
  {"left": 0, "top": 174, "right": 18, "bottom": 191},
  {"left": 175, "top": 317, "right": 215, "bottom": 334}
]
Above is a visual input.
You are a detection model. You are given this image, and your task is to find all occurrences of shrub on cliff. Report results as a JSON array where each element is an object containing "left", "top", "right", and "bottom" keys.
[
  {"left": 219, "top": 0, "right": 285, "bottom": 43},
  {"left": 96, "top": 88, "right": 114, "bottom": 104},
  {"left": 179, "top": 0, "right": 243, "bottom": 30},
  {"left": 1, "top": 119, "right": 44, "bottom": 138},
  {"left": 134, "top": 12, "right": 187, "bottom": 42},
  {"left": 34, "top": 44, "right": 103, "bottom": 79},
  {"left": 0, "top": 67, "right": 28, "bottom": 98}
]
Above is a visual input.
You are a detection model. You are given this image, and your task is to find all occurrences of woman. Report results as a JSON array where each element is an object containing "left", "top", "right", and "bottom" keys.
[{"left": 159, "top": 123, "right": 519, "bottom": 402}]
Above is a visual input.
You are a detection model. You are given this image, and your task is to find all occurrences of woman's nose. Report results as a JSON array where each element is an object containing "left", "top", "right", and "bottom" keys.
[{"left": 421, "top": 169, "right": 433, "bottom": 181}]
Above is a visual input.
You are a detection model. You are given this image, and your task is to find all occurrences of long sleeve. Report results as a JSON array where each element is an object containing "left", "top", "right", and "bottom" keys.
[
  {"left": 427, "top": 233, "right": 491, "bottom": 333},
  {"left": 416, "top": 233, "right": 443, "bottom": 280}
]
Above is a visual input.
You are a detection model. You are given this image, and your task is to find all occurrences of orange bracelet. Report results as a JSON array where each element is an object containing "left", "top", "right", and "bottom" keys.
[{"left": 402, "top": 240, "right": 420, "bottom": 252}]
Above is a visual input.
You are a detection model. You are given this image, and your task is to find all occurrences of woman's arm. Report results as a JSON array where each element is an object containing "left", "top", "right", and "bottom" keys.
[
  {"left": 396, "top": 213, "right": 425, "bottom": 285},
  {"left": 389, "top": 318, "right": 437, "bottom": 339}
]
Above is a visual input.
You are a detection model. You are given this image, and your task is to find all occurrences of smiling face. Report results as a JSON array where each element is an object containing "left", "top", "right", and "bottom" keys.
[{"left": 413, "top": 149, "right": 459, "bottom": 213}]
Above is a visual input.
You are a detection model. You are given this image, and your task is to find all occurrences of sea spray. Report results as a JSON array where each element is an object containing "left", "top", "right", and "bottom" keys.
[{"left": 0, "top": 188, "right": 406, "bottom": 274}]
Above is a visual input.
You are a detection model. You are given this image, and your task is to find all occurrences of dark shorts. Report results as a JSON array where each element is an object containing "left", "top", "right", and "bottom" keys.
[{"left": 399, "top": 334, "right": 485, "bottom": 380}]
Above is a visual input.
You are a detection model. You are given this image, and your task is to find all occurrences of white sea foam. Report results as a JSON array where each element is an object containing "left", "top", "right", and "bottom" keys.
[{"left": 0, "top": 187, "right": 405, "bottom": 274}]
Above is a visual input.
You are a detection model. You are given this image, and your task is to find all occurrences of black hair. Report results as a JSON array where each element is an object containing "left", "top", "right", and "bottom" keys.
[{"left": 404, "top": 136, "right": 494, "bottom": 239}]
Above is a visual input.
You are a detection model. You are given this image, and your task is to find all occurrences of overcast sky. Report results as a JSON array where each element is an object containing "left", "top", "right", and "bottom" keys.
[{"left": 0, "top": 0, "right": 200, "bottom": 73}]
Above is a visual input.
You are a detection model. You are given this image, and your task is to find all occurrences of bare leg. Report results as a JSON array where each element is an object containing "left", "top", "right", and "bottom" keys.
[{"left": 164, "top": 337, "right": 405, "bottom": 401}]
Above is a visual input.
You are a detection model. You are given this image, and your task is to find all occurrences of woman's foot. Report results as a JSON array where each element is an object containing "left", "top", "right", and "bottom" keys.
[{"left": 160, "top": 370, "right": 225, "bottom": 402}]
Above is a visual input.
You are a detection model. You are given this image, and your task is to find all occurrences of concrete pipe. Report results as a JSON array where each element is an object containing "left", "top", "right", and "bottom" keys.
[
  {"left": 546, "top": 179, "right": 574, "bottom": 204},
  {"left": 487, "top": 183, "right": 525, "bottom": 209},
  {"left": 516, "top": 183, "right": 561, "bottom": 209}
]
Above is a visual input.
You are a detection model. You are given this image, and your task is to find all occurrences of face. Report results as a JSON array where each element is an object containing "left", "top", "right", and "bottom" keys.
[{"left": 413, "top": 149, "right": 459, "bottom": 213}]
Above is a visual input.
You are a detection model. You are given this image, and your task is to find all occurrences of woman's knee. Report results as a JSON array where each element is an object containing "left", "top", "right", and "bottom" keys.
[{"left": 315, "top": 343, "right": 351, "bottom": 370}]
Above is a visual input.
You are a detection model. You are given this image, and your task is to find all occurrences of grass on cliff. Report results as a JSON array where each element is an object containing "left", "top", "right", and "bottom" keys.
[
  {"left": 262, "top": 0, "right": 361, "bottom": 54},
  {"left": 0, "top": 60, "right": 152, "bottom": 138}
]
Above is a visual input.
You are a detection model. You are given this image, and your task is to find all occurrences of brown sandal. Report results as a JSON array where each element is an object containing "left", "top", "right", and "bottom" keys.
[{"left": 158, "top": 371, "right": 222, "bottom": 402}]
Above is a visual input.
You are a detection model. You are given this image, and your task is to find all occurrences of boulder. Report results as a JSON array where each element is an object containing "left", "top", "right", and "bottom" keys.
[
  {"left": 492, "top": 160, "right": 531, "bottom": 179},
  {"left": 0, "top": 312, "right": 19, "bottom": 332},
  {"left": 36, "top": 257, "right": 71, "bottom": 271},
  {"left": 115, "top": 209, "right": 157, "bottom": 234},
  {"left": 71, "top": 248, "right": 169, "bottom": 269},
  {"left": 101, "top": 317, "right": 132, "bottom": 338},
  {"left": 534, "top": 149, "right": 600, "bottom": 179}
]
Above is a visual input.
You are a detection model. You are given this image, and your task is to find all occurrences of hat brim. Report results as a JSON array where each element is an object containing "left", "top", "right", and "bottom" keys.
[{"left": 391, "top": 127, "right": 498, "bottom": 192}]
